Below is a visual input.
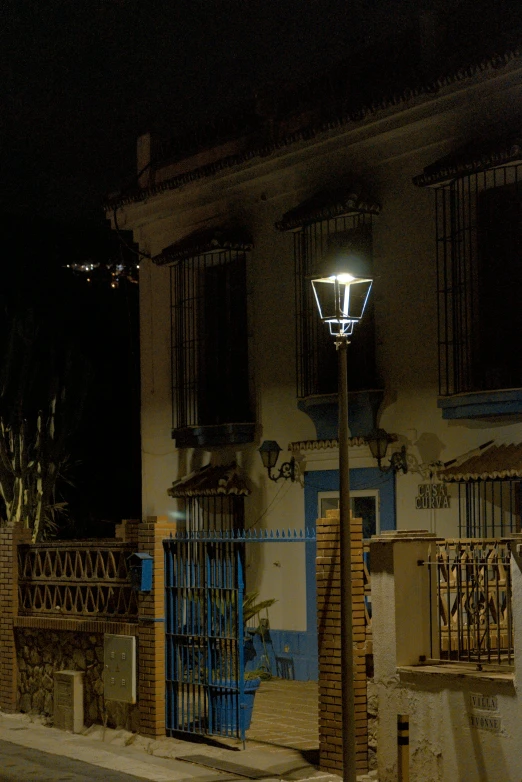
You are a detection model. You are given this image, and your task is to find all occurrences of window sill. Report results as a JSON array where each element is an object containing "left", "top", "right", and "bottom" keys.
[
  {"left": 438, "top": 389, "right": 522, "bottom": 419},
  {"left": 397, "top": 663, "right": 515, "bottom": 685},
  {"left": 172, "top": 423, "right": 255, "bottom": 448}
]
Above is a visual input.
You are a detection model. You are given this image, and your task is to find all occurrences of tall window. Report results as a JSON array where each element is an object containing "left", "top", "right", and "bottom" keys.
[
  {"left": 165, "top": 238, "right": 254, "bottom": 447},
  {"left": 434, "top": 163, "right": 522, "bottom": 395},
  {"left": 294, "top": 214, "right": 378, "bottom": 398}
]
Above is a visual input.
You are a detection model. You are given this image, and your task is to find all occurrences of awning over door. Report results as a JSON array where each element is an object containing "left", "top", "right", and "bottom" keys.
[
  {"left": 168, "top": 463, "right": 251, "bottom": 497},
  {"left": 439, "top": 441, "right": 522, "bottom": 482}
]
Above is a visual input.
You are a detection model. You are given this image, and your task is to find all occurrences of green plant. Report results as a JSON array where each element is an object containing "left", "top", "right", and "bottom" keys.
[{"left": 243, "top": 590, "right": 276, "bottom": 680}]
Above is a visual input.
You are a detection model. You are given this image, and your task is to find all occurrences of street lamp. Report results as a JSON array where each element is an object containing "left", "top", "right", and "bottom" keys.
[{"left": 311, "top": 268, "right": 372, "bottom": 782}]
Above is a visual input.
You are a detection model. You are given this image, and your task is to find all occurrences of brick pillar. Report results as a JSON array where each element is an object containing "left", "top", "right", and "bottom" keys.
[
  {"left": 317, "top": 509, "right": 367, "bottom": 776},
  {"left": 115, "top": 519, "right": 140, "bottom": 544},
  {"left": 0, "top": 523, "right": 31, "bottom": 712},
  {"left": 137, "top": 515, "right": 173, "bottom": 737}
]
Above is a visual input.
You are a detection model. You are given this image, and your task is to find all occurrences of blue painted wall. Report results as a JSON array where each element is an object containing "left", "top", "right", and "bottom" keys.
[{"left": 246, "top": 467, "right": 396, "bottom": 681}]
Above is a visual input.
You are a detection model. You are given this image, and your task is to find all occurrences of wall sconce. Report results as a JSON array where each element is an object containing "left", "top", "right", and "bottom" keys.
[
  {"left": 258, "top": 440, "right": 296, "bottom": 482},
  {"left": 366, "top": 428, "right": 408, "bottom": 474}
]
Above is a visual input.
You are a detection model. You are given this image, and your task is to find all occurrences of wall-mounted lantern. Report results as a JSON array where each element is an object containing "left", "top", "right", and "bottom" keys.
[
  {"left": 366, "top": 428, "right": 408, "bottom": 474},
  {"left": 258, "top": 440, "right": 296, "bottom": 482}
]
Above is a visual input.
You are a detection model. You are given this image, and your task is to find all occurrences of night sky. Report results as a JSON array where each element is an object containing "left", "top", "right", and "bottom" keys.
[
  {"left": 0, "top": 0, "right": 510, "bottom": 534},
  {"left": 1, "top": 0, "right": 424, "bottom": 221}
]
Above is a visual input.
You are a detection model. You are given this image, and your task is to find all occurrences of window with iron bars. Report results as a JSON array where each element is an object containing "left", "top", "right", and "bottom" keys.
[
  {"left": 295, "top": 215, "right": 377, "bottom": 398},
  {"left": 436, "top": 164, "right": 522, "bottom": 396},
  {"left": 170, "top": 250, "right": 253, "bottom": 445},
  {"left": 456, "top": 479, "right": 521, "bottom": 537}
]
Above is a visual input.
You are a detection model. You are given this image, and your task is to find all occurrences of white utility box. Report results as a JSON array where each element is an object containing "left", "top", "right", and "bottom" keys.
[{"left": 103, "top": 634, "right": 136, "bottom": 703}]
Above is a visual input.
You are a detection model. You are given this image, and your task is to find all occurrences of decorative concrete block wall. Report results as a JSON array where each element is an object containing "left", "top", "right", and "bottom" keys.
[{"left": 316, "top": 509, "right": 367, "bottom": 776}]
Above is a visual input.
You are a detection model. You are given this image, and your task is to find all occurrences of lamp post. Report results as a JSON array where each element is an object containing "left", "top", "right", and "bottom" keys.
[{"left": 311, "top": 270, "right": 372, "bottom": 782}]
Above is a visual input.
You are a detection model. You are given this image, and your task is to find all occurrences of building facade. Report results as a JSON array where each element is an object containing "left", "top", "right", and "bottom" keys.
[{"left": 107, "top": 27, "right": 522, "bottom": 681}]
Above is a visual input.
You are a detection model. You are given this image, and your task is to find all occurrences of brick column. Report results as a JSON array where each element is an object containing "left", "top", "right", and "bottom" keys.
[
  {"left": 317, "top": 509, "right": 367, "bottom": 776},
  {"left": 137, "top": 515, "right": 173, "bottom": 737},
  {"left": 0, "top": 523, "right": 31, "bottom": 712}
]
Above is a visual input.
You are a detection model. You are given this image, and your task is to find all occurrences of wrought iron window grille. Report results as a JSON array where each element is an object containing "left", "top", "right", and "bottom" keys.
[
  {"left": 436, "top": 164, "right": 522, "bottom": 396},
  {"left": 294, "top": 215, "right": 377, "bottom": 399},
  {"left": 170, "top": 248, "right": 253, "bottom": 441}
]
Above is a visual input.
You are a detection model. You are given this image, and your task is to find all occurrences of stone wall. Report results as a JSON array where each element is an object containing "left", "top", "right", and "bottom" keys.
[{"left": 16, "top": 628, "right": 139, "bottom": 731}]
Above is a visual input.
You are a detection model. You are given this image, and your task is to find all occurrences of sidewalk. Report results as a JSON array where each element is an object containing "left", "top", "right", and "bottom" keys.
[{"left": 0, "top": 679, "right": 378, "bottom": 782}]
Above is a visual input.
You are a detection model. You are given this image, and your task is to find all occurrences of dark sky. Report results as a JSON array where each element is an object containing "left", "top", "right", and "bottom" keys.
[{"left": 1, "top": 0, "right": 421, "bottom": 221}]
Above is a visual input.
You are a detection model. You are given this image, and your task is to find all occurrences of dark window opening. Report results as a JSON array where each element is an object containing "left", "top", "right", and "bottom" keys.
[
  {"left": 170, "top": 250, "right": 253, "bottom": 438},
  {"left": 436, "top": 166, "right": 522, "bottom": 396}
]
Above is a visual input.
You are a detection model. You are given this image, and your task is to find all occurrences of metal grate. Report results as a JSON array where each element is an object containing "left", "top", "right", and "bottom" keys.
[
  {"left": 431, "top": 539, "right": 513, "bottom": 666},
  {"left": 436, "top": 164, "right": 522, "bottom": 396},
  {"left": 164, "top": 538, "right": 246, "bottom": 739},
  {"left": 170, "top": 250, "right": 251, "bottom": 432},
  {"left": 294, "top": 216, "right": 376, "bottom": 398},
  {"left": 457, "top": 480, "right": 521, "bottom": 537}
]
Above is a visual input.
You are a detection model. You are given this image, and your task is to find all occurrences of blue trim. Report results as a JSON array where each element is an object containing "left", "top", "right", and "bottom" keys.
[
  {"left": 438, "top": 389, "right": 522, "bottom": 419},
  {"left": 245, "top": 629, "right": 317, "bottom": 682},
  {"left": 298, "top": 390, "right": 384, "bottom": 439}
]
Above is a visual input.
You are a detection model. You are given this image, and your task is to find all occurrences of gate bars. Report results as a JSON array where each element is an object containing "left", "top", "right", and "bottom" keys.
[
  {"left": 164, "top": 528, "right": 316, "bottom": 741},
  {"left": 165, "top": 537, "right": 245, "bottom": 739}
]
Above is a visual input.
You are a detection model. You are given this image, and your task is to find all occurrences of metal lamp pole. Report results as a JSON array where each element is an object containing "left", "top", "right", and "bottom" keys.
[
  {"left": 311, "top": 270, "right": 372, "bottom": 782},
  {"left": 337, "top": 335, "right": 356, "bottom": 782}
]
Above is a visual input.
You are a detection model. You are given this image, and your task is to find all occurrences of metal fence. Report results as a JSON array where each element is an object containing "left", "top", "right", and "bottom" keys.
[{"left": 431, "top": 539, "right": 513, "bottom": 666}]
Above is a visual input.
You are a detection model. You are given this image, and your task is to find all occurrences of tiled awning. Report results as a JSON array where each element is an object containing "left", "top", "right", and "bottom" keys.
[
  {"left": 153, "top": 227, "right": 252, "bottom": 265},
  {"left": 413, "top": 136, "right": 522, "bottom": 188},
  {"left": 276, "top": 189, "right": 381, "bottom": 232},
  {"left": 439, "top": 441, "right": 522, "bottom": 482},
  {"left": 168, "top": 463, "right": 251, "bottom": 497}
]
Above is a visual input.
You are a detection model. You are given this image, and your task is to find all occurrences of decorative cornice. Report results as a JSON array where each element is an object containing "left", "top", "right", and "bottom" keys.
[
  {"left": 276, "top": 190, "right": 381, "bottom": 231},
  {"left": 153, "top": 227, "right": 253, "bottom": 265},
  {"left": 106, "top": 48, "right": 522, "bottom": 210},
  {"left": 413, "top": 138, "right": 522, "bottom": 187},
  {"left": 289, "top": 437, "right": 368, "bottom": 452}
]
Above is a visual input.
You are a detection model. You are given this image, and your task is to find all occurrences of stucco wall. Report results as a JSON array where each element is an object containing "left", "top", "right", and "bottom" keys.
[
  {"left": 371, "top": 534, "right": 522, "bottom": 782},
  {"left": 114, "top": 59, "right": 522, "bottom": 636}
]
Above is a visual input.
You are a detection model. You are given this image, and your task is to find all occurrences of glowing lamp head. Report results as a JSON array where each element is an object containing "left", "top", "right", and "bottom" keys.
[{"left": 311, "top": 271, "right": 372, "bottom": 337}]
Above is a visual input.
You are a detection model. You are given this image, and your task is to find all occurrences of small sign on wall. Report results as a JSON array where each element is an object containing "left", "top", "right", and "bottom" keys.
[
  {"left": 470, "top": 714, "right": 502, "bottom": 733},
  {"left": 415, "top": 483, "right": 450, "bottom": 509},
  {"left": 469, "top": 692, "right": 501, "bottom": 733}
]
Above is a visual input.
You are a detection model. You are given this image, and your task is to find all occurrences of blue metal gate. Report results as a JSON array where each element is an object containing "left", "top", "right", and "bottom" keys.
[
  {"left": 164, "top": 528, "right": 317, "bottom": 741},
  {"left": 164, "top": 535, "right": 246, "bottom": 740}
]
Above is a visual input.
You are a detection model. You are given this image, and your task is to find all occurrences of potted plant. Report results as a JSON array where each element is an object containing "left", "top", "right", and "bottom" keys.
[{"left": 209, "top": 591, "right": 276, "bottom": 735}]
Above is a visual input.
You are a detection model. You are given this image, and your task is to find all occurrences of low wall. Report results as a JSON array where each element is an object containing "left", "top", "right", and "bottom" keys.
[
  {"left": 371, "top": 532, "right": 522, "bottom": 782},
  {"left": 16, "top": 627, "right": 139, "bottom": 730}
]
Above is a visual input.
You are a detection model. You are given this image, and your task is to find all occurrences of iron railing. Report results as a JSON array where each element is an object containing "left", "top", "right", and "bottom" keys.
[
  {"left": 17, "top": 541, "right": 138, "bottom": 619},
  {"left": 431, "top": 539, "right": 513, "bottom": 666}
]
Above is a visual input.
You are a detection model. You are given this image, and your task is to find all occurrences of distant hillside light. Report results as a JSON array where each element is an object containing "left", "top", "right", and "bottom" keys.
[{"left": 311, "top": 272, "right": 372, "bottom": 337}]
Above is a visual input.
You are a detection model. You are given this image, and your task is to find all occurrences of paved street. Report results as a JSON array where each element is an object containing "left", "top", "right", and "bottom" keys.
[
  {"left": 0, "top": 679, "right": 377, "bottom": 781},
  {"left": 0, "top": 739, "right": 150, "bottom": 782}
]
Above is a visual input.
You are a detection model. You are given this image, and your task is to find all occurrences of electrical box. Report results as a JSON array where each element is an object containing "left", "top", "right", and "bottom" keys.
[
  {"left": 103, "top": 634, "right": 136, "bottom": 704},
  {"left": 128, "top": 552, "right": 153, "bottom": 591}
]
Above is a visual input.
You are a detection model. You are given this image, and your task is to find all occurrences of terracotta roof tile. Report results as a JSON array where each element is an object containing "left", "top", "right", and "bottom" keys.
[
  {"left": 168, "top": 463, "right": 251, "bottom": 497},
  {"left": 276, "top": 189, "right": 381, "bottom": 231},
  {"left": 439, "top": 441, "right": 522, "bottom": 481},
  {"left": 153, "top": 227, "right": 252, "bottom": 265}
]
